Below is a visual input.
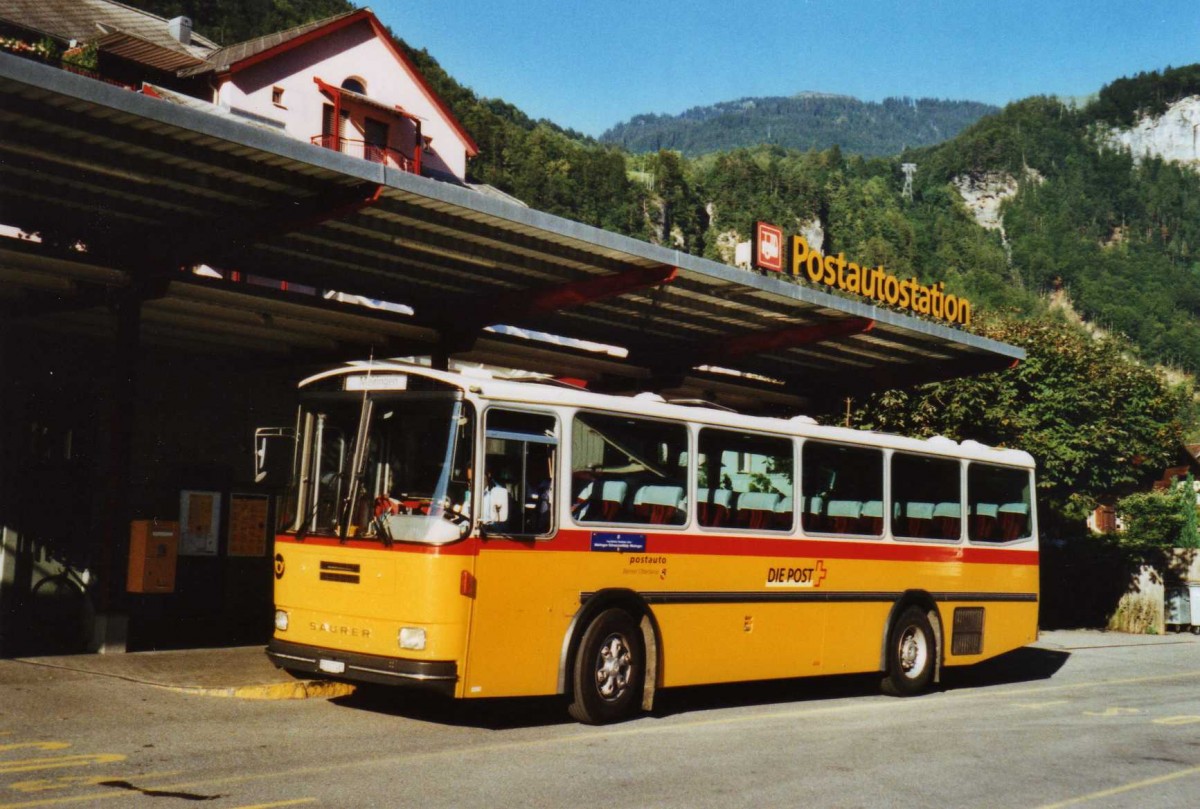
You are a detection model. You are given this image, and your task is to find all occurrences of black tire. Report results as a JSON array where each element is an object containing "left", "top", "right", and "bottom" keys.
[
  {"left": 882, "top": 605, "right": 936, "bottom": 697},
  {"left": 567, "top": 608, "right": 645, "bottom": 724}
]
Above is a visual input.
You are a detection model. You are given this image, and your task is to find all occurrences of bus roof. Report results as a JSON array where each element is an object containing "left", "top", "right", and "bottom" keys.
[{"left": 301, "top": 361, "right": 1035, "bottom": 468}]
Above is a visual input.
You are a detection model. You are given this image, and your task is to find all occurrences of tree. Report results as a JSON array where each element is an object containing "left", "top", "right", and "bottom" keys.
[
  {"left": 853, "top": 313, "right": 1192, "bottom": 531},
  {"left": 1115, "top": 473, "right": 1200, "bottom": 550},
  {"left": 644, "top": 150, "right": 706, "bottom": 251}
]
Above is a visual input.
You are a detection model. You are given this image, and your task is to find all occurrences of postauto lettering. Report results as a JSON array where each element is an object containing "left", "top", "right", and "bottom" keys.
[{"left": 791, "top": 235, "right": 972, "bottom": 326}]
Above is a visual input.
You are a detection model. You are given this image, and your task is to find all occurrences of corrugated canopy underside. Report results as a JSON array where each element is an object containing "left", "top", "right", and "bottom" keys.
[{"left": 0, "top": 55, "right": 1022, "bottom": 413}]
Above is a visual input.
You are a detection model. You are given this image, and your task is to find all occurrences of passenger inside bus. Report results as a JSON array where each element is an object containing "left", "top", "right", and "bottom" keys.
[{"left": 481, "top": 467, "right": 512, "bottom": 529}]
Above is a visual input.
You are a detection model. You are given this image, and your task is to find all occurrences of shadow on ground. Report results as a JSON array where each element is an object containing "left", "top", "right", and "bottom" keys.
[
  {"left": 939, "top": 645, "right": 1070, "bottom": 691},
  {"left": 331, "top": 645, "right": 1070, "bottom": 729}
]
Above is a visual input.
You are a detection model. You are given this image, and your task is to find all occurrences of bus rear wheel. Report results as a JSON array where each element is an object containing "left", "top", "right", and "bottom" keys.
[
  {"left": 568, "top": 608, "right": 644, "bottom": 724},
  {"left": 882, "top": 606, "right": 936, "bottom": 696}
]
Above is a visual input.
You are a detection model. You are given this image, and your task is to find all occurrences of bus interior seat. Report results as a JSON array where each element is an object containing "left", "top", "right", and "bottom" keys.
[
  {"left": 802, "top": 495, "right": 825, "bottom": 532},
  {"left": 999, "top": 502, "right": 1030, "bottom": 540},
  {"left": 826, "top": 499, "right": 864, "bottom": 534},
  {"left": 632, "top": 484, "right": 685, "bottom": 525},
  {"left": 736, "top": 491, "right": 781, "bottom": 529},
  {"left": 932, "top": 501, "right": 962, "bottom": 539},
  {"left": 972, "top": 502, "right": 999, "bottom": 540},
  {"left": 574, "top": 479, "right": 628, "bottom": 522},
  {"left": 697, "top": 488, "right": 734, "bottom": 527},
  {"left": 901, "top": 501, "right": 935, "bottom": 537},
  {"left": 861, "top": 500, "right": 884, "bottom": 534},
  {"left": 773, "top": 496, "right": 794, "bottom": 530}
]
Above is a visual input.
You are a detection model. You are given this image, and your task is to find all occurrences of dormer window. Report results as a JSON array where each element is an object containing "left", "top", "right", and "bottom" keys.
[{"left": 341, "top": 77, "right": 366, "bottom": 95}]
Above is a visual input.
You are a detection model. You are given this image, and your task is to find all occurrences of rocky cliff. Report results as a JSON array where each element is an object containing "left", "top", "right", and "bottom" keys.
[{"left": 1106, "top": 95, "right": 1200, "bottom": 170}]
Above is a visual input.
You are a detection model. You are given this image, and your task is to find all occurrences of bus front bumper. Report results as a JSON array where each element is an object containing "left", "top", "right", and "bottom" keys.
[{"left": 267, "top": 638, "right": 458, "bottom": 695}]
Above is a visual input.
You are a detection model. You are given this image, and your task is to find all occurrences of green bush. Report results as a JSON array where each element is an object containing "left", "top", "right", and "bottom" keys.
[{"left": 1115, "top": 473, "right": 1200, "bottom": 549}]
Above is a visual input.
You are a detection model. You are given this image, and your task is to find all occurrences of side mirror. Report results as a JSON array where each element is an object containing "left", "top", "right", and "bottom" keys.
[{"left": 254, "top": 427, "right": 295, "bottom": 484}]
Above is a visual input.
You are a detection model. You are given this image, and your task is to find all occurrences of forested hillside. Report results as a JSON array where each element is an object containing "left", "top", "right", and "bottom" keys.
[
  {"left": 908, "top": 87, "right": 1200, "bottom": 369},
  {"left": 600, "top": 94, "right": 998, "bottom": 157},
  {"left": 124, "top": 0, "right": 354, "bottom": 45}
]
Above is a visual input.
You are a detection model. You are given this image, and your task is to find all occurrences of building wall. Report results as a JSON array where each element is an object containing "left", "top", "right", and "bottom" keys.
[
  {"left": 215, "top": 20, "right": 469, "bottom": 179},
  {"left": 0, "top": 323, "right": 301, "bottom": 655}
]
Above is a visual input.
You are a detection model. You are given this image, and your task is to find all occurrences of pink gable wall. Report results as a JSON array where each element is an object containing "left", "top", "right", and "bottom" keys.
[{"left": 215, "top": 20, "right": 469, "bottom": 180}]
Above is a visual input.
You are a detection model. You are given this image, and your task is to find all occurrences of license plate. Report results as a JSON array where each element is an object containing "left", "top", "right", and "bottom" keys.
[{"left": 318, "top": 659, "right": 346, "bottom": 674}]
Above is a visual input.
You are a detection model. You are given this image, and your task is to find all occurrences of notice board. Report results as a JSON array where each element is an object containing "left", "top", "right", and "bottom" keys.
[{"left": 228, "top": 494, "right": 270, "bottom": 557}]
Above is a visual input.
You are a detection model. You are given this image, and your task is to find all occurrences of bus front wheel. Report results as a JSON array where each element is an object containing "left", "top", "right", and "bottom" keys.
[
  {"left": 882, "top": 606, "right": 936, "bottom": 696},
  {"left": 568, "top": 608, "right": 645, "bottom": 724}
]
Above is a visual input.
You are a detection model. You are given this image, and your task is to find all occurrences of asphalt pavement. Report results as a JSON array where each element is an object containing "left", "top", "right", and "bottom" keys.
[
  {"left": 6, "top": 628, "right": 1194, "bottom": 701},
  {"left": 1, "top": 629, "right": 1198, "bottom": 807}
]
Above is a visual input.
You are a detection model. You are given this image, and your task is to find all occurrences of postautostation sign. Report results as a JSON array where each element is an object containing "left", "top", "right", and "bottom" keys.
[{"left": 753, "top": 221, "right": 973, "bottom": 327}]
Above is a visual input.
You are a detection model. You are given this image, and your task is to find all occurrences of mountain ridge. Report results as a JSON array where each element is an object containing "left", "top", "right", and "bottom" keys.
[{"left": 600, "top": 93, "right": 1000, "bottom": 157}]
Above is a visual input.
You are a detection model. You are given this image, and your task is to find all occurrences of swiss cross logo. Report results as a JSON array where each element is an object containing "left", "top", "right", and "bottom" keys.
[{"left": 754, "top": 222, "right": 784, "bottom": 272}]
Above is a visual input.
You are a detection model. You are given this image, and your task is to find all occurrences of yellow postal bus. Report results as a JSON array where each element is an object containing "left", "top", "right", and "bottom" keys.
[{"left": 264, "top": 361, "right": 1038, "bottom": 723}]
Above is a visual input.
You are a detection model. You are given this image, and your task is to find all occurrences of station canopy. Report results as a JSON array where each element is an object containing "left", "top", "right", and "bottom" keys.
[{"left": 0, "top": 55, "right": 1023, "bottom": 413}]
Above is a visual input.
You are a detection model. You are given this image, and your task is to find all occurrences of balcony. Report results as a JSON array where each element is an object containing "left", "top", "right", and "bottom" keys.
[{"left": 310, "top": 135, "right": 417, "bottom": 174}]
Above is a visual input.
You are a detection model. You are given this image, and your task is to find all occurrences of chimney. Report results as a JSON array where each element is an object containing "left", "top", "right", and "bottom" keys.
[{"left": 168, "top": 16, "right": 192, "bottom": 46}]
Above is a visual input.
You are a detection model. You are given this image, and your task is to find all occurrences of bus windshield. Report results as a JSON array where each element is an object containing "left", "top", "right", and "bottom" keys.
[{"left": 286, "top": 396, "right": 474, "bottom": 544}]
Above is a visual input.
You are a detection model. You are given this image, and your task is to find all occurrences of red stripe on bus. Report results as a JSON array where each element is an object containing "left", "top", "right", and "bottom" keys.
[
  {"left": 274, "top": 535, "right": 479, "bottom": 555},
  {"left": 480, "top": 529, "right": 1038, "bottom": 565},
  {"left": 276, "top": 530, "right": 1037, "bottom": 565}
]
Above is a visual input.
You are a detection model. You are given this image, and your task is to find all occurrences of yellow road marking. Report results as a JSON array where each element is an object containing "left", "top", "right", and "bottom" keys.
[
  {"left": 1037, "top": 763, "right": 1200, "bottom": 808},
  {"left": 0, "top": 791, "right": 125, "bottom": 808},
  {"left": 230, "top": 800, "right": 317, "bottom": 808},
  {"left": 0, "top": 746, "right": 69, "bottom": 755},
  {"left": 8, "top": 772, "right": 183, "bottom": 794},
  {"left": 1012, "top": 700, "right": 1070, "bottom": 710},
  {"left": 1153, "top": 715, "right": 1200, "bottom": 725},
  {"left": 1082, "top": 707, "right": 1139, "bottom": 717},
  {"left": 0, "top": 755, "right": 124, "bottom": 775}
]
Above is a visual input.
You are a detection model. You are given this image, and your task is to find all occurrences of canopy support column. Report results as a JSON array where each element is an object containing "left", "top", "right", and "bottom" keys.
[{"left": 92, "top": 286, "right": 143, "bottom": 653}]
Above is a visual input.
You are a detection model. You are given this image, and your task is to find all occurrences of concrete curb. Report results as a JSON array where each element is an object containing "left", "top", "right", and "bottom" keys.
[
  {"left": 11, "top": 655, "right": 356, "bottom": 700},
  {"left": 167, "top": 680, "right": 357, "bottom": 700}
]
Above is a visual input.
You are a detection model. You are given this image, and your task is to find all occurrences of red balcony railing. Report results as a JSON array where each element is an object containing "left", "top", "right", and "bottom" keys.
[{"left": 310, "top": 135, "right": 417, "bottom": 174}]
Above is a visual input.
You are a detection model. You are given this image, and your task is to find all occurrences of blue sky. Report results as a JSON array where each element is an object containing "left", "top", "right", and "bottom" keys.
[{"left": 373, "top": 1, "right": 1199, "bottom": 137}]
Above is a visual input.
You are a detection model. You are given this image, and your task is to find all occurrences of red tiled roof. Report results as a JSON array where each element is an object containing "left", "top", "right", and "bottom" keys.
[
  {"left": 0, "top": 0, "right": 219, "bottom": 57},
  {"left": 177, "top": 8, "right": 363, "bottom": 77}
]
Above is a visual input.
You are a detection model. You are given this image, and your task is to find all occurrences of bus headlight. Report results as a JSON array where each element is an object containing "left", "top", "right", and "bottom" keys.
[
  {"left": 274, "top": 610, "right": 289, "bottom": 632},
  {"left": 398, "top": 627, "right": 426, "bottom": 651}
]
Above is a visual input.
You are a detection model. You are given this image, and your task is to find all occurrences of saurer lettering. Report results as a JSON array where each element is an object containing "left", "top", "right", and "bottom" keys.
[{"left": 309, "top": 621, "right": 372, "bottom": 639}]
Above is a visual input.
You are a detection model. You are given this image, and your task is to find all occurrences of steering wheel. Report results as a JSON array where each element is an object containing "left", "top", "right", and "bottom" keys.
[{"left": 374, "top": 495, "right": 411, "bottom": 517}]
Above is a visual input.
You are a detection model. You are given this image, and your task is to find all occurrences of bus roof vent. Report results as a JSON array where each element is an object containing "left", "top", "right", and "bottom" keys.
[
  {"left": 633, "top": 392, "right": 666, "bottom": 403},
  {"left": 508, "top": 375, "right": 588, "bottom": 390},
  {"left": 789, "top": 415, "right": 819, "bottom": 425},
  {"left": 926, "top": 435, "right": 959, "bottom": 449},
  {"left": 666, "top": 398, "right": 738, "bottom": 413}
]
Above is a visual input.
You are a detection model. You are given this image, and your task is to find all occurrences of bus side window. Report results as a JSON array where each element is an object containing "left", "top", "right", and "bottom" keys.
[
  {"left": 483, "top": 409, "right": 558, "bottom": 537},
  {"left": 801, "top": 441, "right": 883, "bottom": 536},
  {"left": 968, "top": 463, "right": 1032, "bottom": 542},
  {"left": 696, "top": 428, "right": 793, "bottom": 531},
  {"left": 892, "top": 453, "right": 962, "bottom": 541},
  {"left": 570, "top": 411, "right": 688, "bottom": 526}
]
